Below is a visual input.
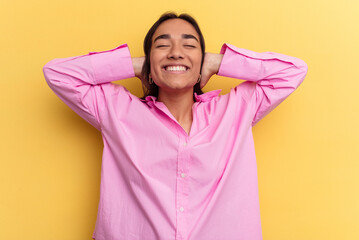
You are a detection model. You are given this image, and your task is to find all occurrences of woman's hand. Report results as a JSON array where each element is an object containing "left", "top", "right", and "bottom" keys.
[
  {"left": 200, "top": 53, "right": 223, "bottom": 89},
  {"left": 132, "top": 57, "right": 145, "bottom": 80}
]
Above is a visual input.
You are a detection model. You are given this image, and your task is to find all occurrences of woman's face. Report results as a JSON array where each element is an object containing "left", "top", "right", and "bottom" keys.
[{"left": 150, "top": 19, "right": 202, "bottom": 95}]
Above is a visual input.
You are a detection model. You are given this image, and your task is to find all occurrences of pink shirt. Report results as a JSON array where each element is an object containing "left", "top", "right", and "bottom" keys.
[{"left": 43, "top": 43, "right": 308, "bottom": 240}]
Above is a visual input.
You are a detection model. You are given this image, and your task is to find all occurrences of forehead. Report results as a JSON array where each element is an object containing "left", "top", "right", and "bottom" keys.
[{"left": 153, "top": 19, "right": 199, "bottom": 41}]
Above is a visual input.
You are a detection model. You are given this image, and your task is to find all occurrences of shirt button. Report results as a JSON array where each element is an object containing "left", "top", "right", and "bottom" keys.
[
  {"left": 181, "top": 173, "right": 186, "bottom": 178},
  {"left": 184, "top": 142, "right": 187, "bottom": 147},
  {"left": 179, "top": 207, "right": 184, "bottom": 212}
]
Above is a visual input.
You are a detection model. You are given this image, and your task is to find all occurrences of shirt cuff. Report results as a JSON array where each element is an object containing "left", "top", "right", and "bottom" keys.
[
  {"left": 217, "top": 43, "right": 308, "bottom": 81},
  {"left": 89, "top": 43, "right": 135, "bottom": 84},
  {"left": 217, "top": 43, "right": 260, "bottom": 80}
]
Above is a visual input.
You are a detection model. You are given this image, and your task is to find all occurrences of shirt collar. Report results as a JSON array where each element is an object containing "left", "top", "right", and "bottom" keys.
[
  {"left": 143, "top": 95, "right": 157, "bottom": 103},
  {"left": 141, "top": 89, "right": 222, "bottom": 104},
  {"left": 194, "top": 89, "right": 222, "bottom": 102}
]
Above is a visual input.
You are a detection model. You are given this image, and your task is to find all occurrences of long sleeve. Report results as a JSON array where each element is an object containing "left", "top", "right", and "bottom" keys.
[
  {"left": 217, "top": 43, "right": 308, "bottom": 126},
  {"left": 42, "top": 44, "right": 135, "bottom": 131}
]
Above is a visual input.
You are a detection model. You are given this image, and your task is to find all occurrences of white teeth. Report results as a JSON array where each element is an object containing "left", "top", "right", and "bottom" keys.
[{"left": 165, "top": 66, "right": 187, "bottom": 71}]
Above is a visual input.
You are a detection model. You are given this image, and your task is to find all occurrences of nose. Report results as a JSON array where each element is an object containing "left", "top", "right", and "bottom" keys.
[{"left": 167, "top": 43, "right": 184, "bottom": 60}]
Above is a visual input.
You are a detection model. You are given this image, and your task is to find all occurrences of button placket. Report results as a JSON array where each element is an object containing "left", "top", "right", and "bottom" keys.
[{"left": 175, "top": 138, "right": 190, "bottom": 240}]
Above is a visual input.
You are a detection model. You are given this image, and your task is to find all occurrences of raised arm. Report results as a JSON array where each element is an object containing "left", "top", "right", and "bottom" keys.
[
  {"left": 42, "top": 44, "right": 136, "bottom": 131},
  {"left": 216, "top": 43, "right": 308, "bottom": 126}
]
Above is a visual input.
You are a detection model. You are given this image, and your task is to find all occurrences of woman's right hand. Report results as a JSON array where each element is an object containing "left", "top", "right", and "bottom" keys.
[{"left": 132, "top": 57, "right": 145, "bottom": 80}]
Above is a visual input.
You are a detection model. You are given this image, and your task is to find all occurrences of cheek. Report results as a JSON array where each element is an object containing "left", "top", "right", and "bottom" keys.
[
  {"left": 149, "top": 59, "right": 156, "bottom": 76},
  {"left": 194, "top": 50, "right": 202, "bottom": 63},
  {"left": 150, "top": 52, "right": 162, "bottom": 73},
  {"left": 194, "top": 54, "right": 203, "bottom": 71}
]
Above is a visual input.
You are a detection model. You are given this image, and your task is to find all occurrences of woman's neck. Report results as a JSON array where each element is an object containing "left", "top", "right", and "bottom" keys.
[{"left": 157, "top": 89, "right": 194, "bottom": 126}]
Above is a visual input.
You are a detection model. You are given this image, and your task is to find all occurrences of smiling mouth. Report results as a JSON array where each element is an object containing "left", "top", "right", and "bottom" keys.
[{"left": 162, "top": 65, "right": 189, "bottom": 72}]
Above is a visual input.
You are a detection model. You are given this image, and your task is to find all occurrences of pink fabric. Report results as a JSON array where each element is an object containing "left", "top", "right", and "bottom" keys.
[{"left": 43, "top": 43, "right": 308, "bottom": 240}]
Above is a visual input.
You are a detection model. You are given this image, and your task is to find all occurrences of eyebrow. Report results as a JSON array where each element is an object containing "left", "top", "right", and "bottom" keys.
[{"left": 154, "top": 34, "right": 199, "bottom": 43}]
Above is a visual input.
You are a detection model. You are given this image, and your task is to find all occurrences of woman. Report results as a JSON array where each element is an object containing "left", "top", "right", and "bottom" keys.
[{"left": 43, "top": 12, "right": 308, "bottom": 240}]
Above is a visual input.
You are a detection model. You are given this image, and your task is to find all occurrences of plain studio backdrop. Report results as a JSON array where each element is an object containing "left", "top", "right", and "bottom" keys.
[{"left": 0, "top": 0, "right": 358, "bottom": 239}]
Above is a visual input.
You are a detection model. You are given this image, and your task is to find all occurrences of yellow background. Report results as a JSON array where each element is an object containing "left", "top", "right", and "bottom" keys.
[{"left": 1, "top": 0, "right": 358, "bottom": 239}]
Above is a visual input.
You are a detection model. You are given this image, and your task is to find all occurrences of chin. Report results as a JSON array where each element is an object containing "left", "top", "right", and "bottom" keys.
[{"left": 160, "top": 84, "right": 195, "bottom": 93}]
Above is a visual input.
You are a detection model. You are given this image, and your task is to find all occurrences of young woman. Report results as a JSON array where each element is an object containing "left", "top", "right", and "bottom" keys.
[{"left": 43, "top": 12, "right": 308, "bottom": 240}]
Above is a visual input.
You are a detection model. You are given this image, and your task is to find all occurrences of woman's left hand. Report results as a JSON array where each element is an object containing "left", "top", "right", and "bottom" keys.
[{"left": 200, "top": 53, "right": 224, "bottom": 89}]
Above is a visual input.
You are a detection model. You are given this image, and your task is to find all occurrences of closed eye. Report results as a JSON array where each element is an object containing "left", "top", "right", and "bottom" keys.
[
  {"left": 156, "top": 45, "right": 169, "bottom": 48},
  {"left": 184, "top": 45, "right": 196, "bottom": 48}
]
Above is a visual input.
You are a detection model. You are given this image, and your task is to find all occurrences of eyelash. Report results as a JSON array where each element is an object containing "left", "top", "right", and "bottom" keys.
[{"left": 156, "top": 45, "right": 196, "bottom": 48}]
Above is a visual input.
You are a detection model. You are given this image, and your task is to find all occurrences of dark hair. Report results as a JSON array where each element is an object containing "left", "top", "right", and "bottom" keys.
[{"left": 140, "top": 12, "right": 205, "bottom": 100}]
